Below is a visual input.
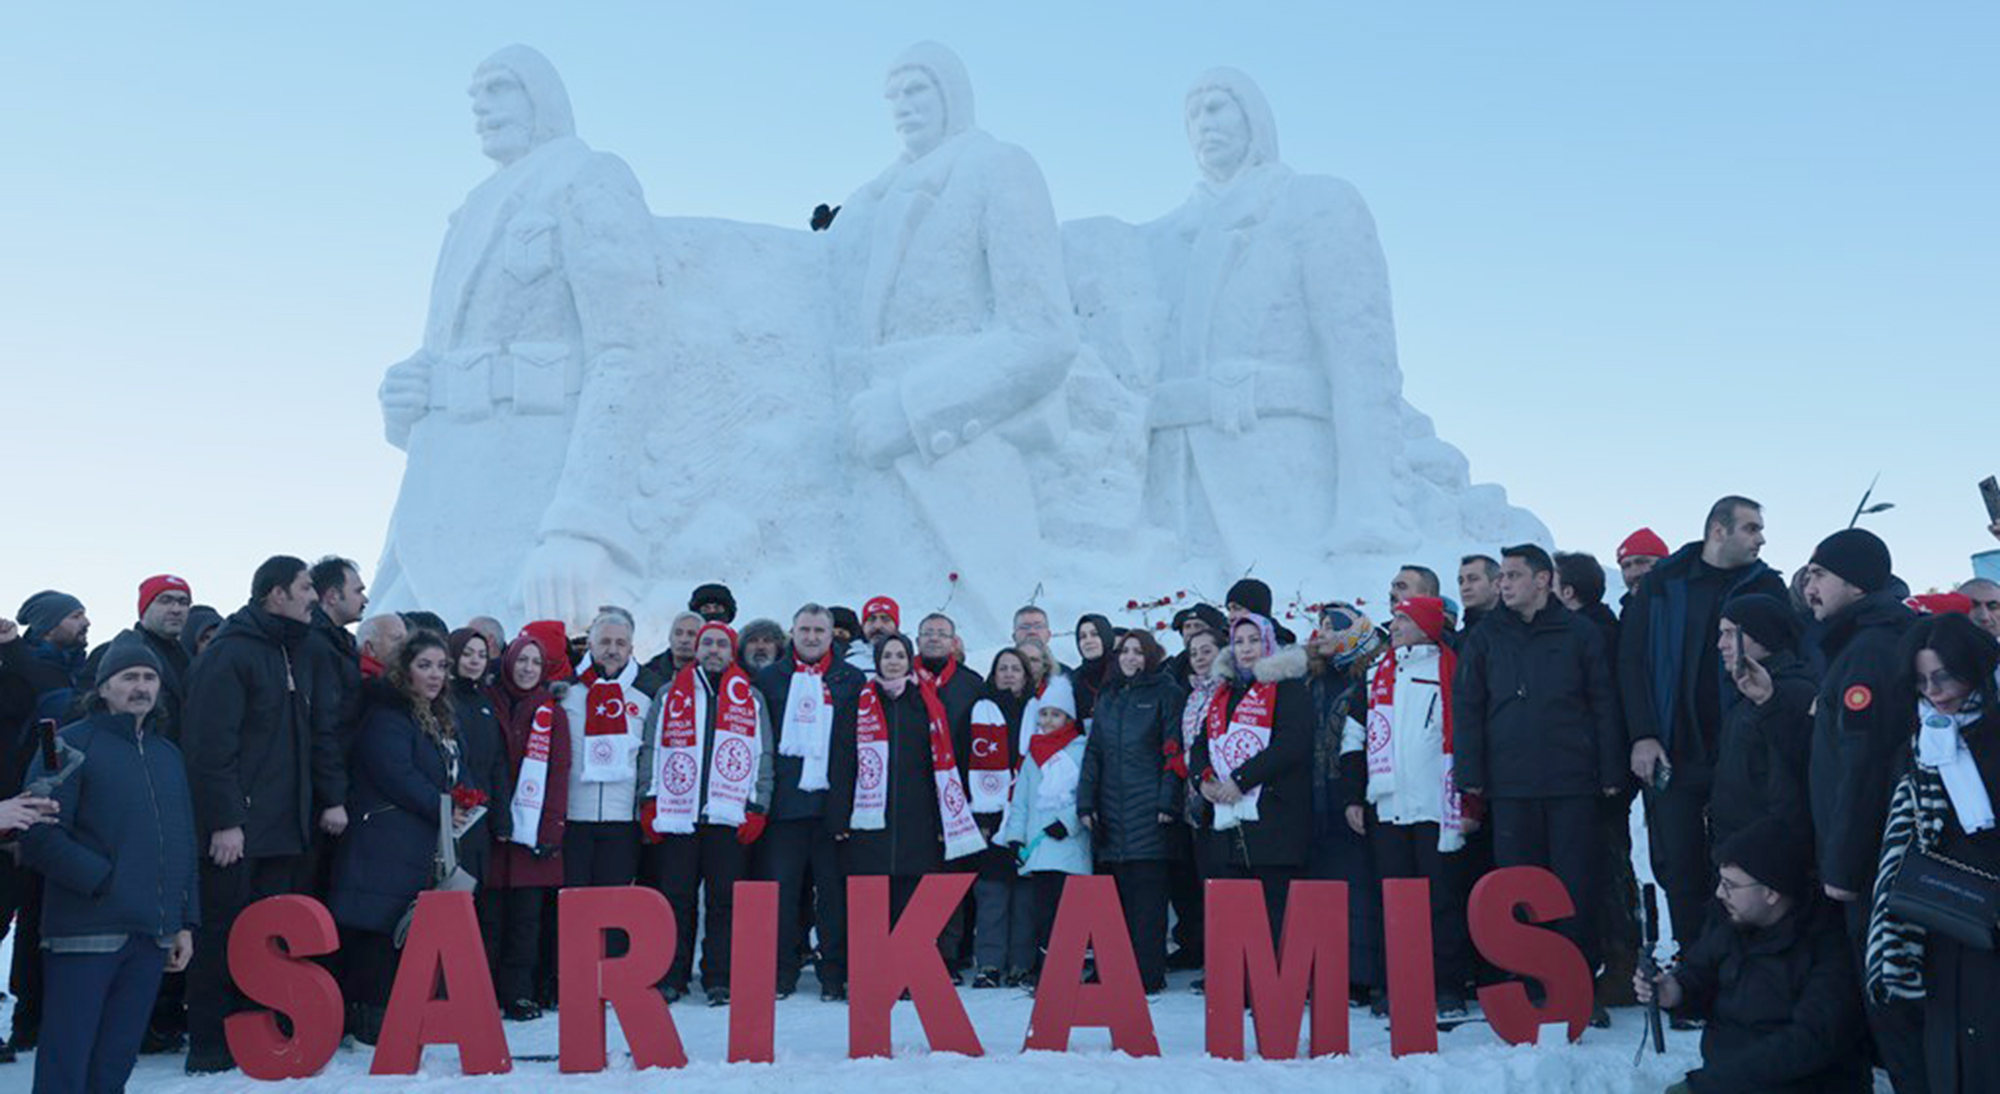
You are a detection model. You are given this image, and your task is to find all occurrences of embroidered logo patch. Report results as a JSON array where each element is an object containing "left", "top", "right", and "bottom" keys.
[{"left": 1843, "top": 685, "right": 1873, "bottom": 712}]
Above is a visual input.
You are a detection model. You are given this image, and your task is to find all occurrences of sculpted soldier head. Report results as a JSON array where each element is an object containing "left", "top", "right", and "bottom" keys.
[
  {"left": 1184, "top": 67, "right": 1280, "bottom": 184},
  {"left": 885, "top": 41, "right": 975, "bottom": 160},
  {"left": 469, "top": 44, "right": 575, "bottom": 166}
]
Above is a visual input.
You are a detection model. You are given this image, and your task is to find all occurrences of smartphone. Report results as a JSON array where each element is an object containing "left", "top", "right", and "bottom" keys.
[
  {"left": 36, "top": 719, "right": 59, "bottom": 774},
  {"left": 1734, "top": 627, "right": 1746, "bottom": 672},
  {"left": 1981, "top": 476, "right": 2000, "bottom": 522}
]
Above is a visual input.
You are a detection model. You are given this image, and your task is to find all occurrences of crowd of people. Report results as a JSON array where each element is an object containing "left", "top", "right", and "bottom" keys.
[{"left": 1, "top": 502, "right": 1997, "bottom": 1093}]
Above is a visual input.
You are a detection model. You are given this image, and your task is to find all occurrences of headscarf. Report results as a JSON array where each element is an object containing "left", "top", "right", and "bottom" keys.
[
  {"left": 1230, "top": 613, "right": 1278, "bottom": 684},
  {"left": 1184, "top": 67, "right": 1280, "bottom": 184},
  {"left": 887, "top": 40, "right": 976, "bottom": 147},
  {"left": 473, "top": 44, "right": 575, "bottom": 148}
]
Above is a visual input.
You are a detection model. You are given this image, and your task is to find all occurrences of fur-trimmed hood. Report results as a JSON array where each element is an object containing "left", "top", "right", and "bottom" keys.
[{"left": 1208, "top": 644, "right": 1309, "bottom": 686}]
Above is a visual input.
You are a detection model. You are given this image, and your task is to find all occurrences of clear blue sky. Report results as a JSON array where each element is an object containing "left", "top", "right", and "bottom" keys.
[{"left": 3, "top": 2, "right": 1994, "bottom": 633}]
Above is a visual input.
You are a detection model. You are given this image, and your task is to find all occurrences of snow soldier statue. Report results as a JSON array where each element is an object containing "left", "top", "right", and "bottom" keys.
[
  {"left": 1143, "top": 68, "right": 1419, "bottom": 565},
  {"left": 375, "top": 45, "right": 665, "bottom": 628},
  {"left": 825, "top": 41, "right": 1079, "bottom": 635}
]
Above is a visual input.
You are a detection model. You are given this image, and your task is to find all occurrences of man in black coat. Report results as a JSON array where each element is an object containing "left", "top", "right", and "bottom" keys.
[
  {"left": 1709, "top": 595, "right": 1817, "bottom": 851},
  {"left": 1455, "top": 555, "right": 1501, "bottom": 635},
  {"left": 1620, "top": 495, "right": 1786, "bottom": 948},
  {"left": 1636, "top": 817, "right": 1869, "bottom": 1094},
  {"left": 1800, "top": 528, "right": 1924, "bottom": 1093},
  {"left": 1454, "top": 544, "right": 1623, "bottom": 974},
  {"left": 753, "top": 604, "right": 867, "bottom": 1001},
  {"left": 179, "top": 555, "right": 328, "bottom": 1075}
]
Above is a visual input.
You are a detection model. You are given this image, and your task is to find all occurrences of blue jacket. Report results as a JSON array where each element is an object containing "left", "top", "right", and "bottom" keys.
[
  {"left": 21, "top": 711, "right": 200, "bottom": 941},
  {"left": 998, "top": 733, "right": 1092, "bottom": 875},
  {"left": 1618, "top": 543, "right": 1784, "bottom": 761},
  {"left": 328, "top": 681, "right": 467, "bottom": 934}
]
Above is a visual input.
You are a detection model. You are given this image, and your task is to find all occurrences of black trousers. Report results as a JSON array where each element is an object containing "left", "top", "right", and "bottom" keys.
[
  {"left": 751, "top": 818, "right": 846, "bottom": 991},
  {"left": 476, "top": 886, "right": 547, "bottom": 1004},
  {"left": 1844, "top": 899, "right": 1929, "bottom": 1094},
  {"left": 563, "top": 821, "right": 640, "bottom": 888},
  {"left": 1642, "top": 764, "right": 1716, "bottom": 950},
  {"left": 1107, "top": 860, "right": 1170, "bottom": 991},
  {"left": 186, "top": 854, "right": 300, "bottom": 1062},
  {"left": 650, "top": 825, "right": 750, "bottom": 993},
  {"left": 1027, "top": 871, "right": 1070, "bottom": 971},
  {"left": 342, "top": 928, "right": 399, "bottom": 1009},
  {"left": 1366, "top": 819, "right": 1469, "bottom": 993},
  {"left": 1164, "top": 827, "right": 1204, "bottom": 961},
  {"left": 7, "top": 868, "right": 43, "bottom": 1043},
  {"left": 1488, "top": 796, "right": 1599, "bottom": 965}
]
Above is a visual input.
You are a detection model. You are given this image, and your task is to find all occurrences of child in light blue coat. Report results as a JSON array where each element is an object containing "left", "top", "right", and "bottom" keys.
[{"left": 998, "top": 677, "right": 1090, "bottom": 982}]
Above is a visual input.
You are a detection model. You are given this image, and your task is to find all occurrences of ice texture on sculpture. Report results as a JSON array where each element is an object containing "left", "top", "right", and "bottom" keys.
[
  {"left": 822, "top": 42, "right": 1079, "bottom": 635},
  {"left": 375, "top": 45, "right": 668, "bottom": 628},
  {"left": 371, "top": 45, "right": 1545, "bottom": 645}
]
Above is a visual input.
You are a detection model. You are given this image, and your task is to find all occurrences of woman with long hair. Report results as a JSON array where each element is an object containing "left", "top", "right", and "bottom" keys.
[
  {"left": 478, "top": 633, "right": 571, "bottom": 1021},
  {"left": 327, "top": 632, "right": 475, "bottom": 1042},
  {"left": 968, "top": 647, "right": 1034, "bottom": 986},
  {"left": 1868, "top": 613, "right": 1999, "bottom": 1093},
  {"left": 1077, "top": 629, "right": 1184, "bottom": 993}
]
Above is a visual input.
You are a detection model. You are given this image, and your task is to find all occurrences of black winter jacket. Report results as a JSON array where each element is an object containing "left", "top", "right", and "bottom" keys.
[
  {"left": 827, "top": 681, "right": 971, "bottom": 877},
  {"left": 1454, "top": 601, "right": 1622, "bottom": 799},
  {"left": 1806, "top": 591, "right": 1915, "bottom": 894},
  {"left": 300, "top": 604, "right": 363, "bottom": 807},
  {"left": 1189, "top": 647, "right": 1314, "bottom": 869},
  {"left": 181, "top": 605, "right": 325, "bottom": 857},
  {"left": 1669, "top": 895, "right": 1869, "bottom": 1093},
  {"left": 1619, "top": 544, "right": 1785, "bottom": 766},
  {"left": 449, "top": 676, "right": 511, "bottom": 880},
  {"left": 328, "top": 681, "right": 468, "bottom": 934},
  {"left": 1077, "top": 667, "right": 1185, "bottom": 862},
  {"left": 21, "top": 711, "right": 200, "bottom": 942},
  {"left": 755, "top": 654, "right": 867, "bottom": 822},
  {"left": 1708, "top": 651, "right": 1817, "bottom": 851}
]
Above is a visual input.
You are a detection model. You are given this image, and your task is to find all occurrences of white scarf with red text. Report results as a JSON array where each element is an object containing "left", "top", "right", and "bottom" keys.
[
  {"left": 651, "top": 663, "right": 761, "bottom": 834},
  {"left": 851, "top": 680, "right": 985, "bottom": 860},
  {"left": 778, "top": 652, "right": 837, "bottom": 791},
  {"left": 1206, "top": 679, "right": 1275, "bottom": 829},
  {"left": 507, "top": 700, "right": 556, "bottom": 848}
]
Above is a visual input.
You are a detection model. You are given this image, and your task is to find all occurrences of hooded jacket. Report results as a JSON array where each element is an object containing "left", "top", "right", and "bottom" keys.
[
  {"left": 1806, "top": 590, "right": 1917, "bottom": 895},
  {"left": 1189, "top": 645, "right": 1314, "bottom": 868},
  {"left": 180, "top": 604, "right": 321, "bottom": 857},
  {"left": 1077, "top": 664, "right": 1186, "bottom": 862},
  {"left": 1453, "top": 600, "right": 1623, "bottom": 800}
]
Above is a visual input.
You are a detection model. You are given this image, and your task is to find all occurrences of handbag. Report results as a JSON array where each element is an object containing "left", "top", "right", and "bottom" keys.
[
  {"left": 1885, "top": 844, "right": 2000, "bottom": 951},
  {"left": 393, "top": 789, "right": 480, "bottom": 948}
]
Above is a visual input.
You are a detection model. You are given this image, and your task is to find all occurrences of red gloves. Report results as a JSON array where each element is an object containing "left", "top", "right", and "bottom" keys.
[{"left": 736, "top": 811, "right": 768, "bottom": 846}]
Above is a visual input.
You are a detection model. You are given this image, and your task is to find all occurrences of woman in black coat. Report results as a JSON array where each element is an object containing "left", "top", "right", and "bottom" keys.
[
  {"left": 328, "top": 632, "right": 474, "bottom": 1041},
  {"left": 447, "top": 628, "right": 511, "bottom": 884},
  {"left": 969, "top": 647, "right": 1033, "bottom": 986},
  {"left": 1076, "top": 629, "right": 1184, "bottom": 992},
  {"left": 1874, "top": 614, "right": 1999, "bottom": 1094}
]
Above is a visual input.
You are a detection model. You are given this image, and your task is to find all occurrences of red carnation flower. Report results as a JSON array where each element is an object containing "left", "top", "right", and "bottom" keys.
[
  {"left": 1126, "top": 599, "right": 1139, "bottom": 610},
  {"left": 451, "top": 786, "right": 488, "bottom": 811},
  {"left": 948, "top": 572, "right": 959, "bottom": 582},
  {"left": 1153, "top": 621, "right": 1167, "bottom": 630}
]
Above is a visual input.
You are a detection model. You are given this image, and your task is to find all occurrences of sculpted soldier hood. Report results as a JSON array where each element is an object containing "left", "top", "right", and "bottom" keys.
[
  {"left": 890, "top": 40, "right": 977, "bottom": 146},
  {"left": 475, "top": 43, "right": 576, "bottom": 149},
  {"left": 1186, "top": 66, "right": 1280, "bottom": 184}
]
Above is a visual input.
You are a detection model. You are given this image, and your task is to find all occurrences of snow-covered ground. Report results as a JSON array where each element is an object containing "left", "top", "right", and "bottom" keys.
[{"left": 0, "top": 971, "right": 1701, "bottom": 1094}]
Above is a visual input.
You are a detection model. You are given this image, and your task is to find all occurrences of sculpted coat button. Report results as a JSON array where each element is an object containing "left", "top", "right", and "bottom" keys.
[
  {"left": 930, "top": 430, "right": 957, "bottom": 456},
  {"left": 961, "top": 419, "right": 983, "bottom": 442}
]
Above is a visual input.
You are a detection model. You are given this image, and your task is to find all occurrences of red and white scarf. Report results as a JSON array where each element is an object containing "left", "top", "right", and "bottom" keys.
[
  {"left": 578, "top": 659, "right": 643, "bottom": 783},
  {"left": 651, "top": 663, "right": 762, "bottom": 834},
  {"left": 850, "top": 679, "right": 985, "bottom": 860},
  {"left": 507, "top": 699, "right": 557, "bottom": 848},
  {"left": 917, "top": 656, "right": 958, "bottom": 690},
  {"left": 1206, "top": 679, "right": 1276, "bottom": 829},
  {"left": 1364, "top": 642, "right": 1465, "bottom": 851},
  {"left": 1027, "top": 717, "right": 1083, "bottom": 812},
  {"left": 966, "top": 698, "right": 1014, "bottom": 814},
  {"left": 778, "top": 651, "right": 837, "bottom": 791}
]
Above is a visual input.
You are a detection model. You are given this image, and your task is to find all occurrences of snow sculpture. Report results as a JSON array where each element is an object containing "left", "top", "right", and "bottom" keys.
[
  {"left": 375, "top": 45, "right": 666, "bottom": 627},
  {"left": 822, "top": 41, "right": 1080, "bottom": 634}
]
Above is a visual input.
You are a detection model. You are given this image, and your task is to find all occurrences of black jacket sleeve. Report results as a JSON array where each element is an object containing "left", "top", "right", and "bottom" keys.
[
  {"left": 1453, "top": 632, "right": 1491, "bottom": 792},
  {"left": 181, "top": 650, "right": 248, "bottom": 836},
  {"left": 1824, "top": 647, "right": 1908, "bottom": 894},
  {"left": 1581, "top": 625, "right": 1625, "bottom": 791},
  {"left": 1618, "top": 578, "right": 1660, "bottom": 746}
]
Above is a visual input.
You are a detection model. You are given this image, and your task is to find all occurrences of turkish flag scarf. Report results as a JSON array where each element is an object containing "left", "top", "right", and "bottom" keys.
[
  {"left": 579, "top": 661, "right": 639, "bottom": 783},
  {"left": 651, "top": 663, "right": 761, "bottom": 835},
  {"left": 1205, "top": 679, "right": 1277, "bottom": 829},
  {"left": 778, "top": 651, "right": 837, "bottom": 791},
  {"left": 850, "top": 679, "right": 985, "bottom": 860},
  {"left": 1364, "top": 642, "right": 1465, "bottom": 851},
  {"left": 966, "top": 697, "right": 1013, "bottom": 814},
  {"left": 508, "top": 699, "right": 558, "bottom": 848}
]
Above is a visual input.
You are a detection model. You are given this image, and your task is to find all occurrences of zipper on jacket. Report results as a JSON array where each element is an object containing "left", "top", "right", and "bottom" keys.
[{"left": 140, "top": 732, "right": 170, "bottom": 939}]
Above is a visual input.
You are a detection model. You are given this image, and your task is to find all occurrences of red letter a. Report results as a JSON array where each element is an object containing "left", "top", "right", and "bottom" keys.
[
  {"left": 1023, "top": 875, "right": 1158, "bottom": 1056},
  {"left": 225, "top": 895, "right": 343, "bottom": 1080},
  {"left": 371, "top": 891, "right": 510, "bottom": 1075},
  {"left": 1203, "top": 879, "right": 1349, "bottom": 1059}
]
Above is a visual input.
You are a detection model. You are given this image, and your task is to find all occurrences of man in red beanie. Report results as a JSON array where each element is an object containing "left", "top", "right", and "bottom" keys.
[
  {"left": 847, "top": 596, "right": 902, "bottom": 673},
  {"left": 83, "top": 575, "right": 194, "bottom": 744},
  {"left": 1616, "top": 527, "right": 1669, "bottom": 600}
]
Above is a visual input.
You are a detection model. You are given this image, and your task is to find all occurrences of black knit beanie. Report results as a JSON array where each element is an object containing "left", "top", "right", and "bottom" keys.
[{"left": 1810, "top": 529, "right": 1891, "bottom": 595}]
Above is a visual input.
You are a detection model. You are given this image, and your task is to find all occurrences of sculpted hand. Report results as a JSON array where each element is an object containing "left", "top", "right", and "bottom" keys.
[
  {"left": 1630, "top": 739, "right": 1667, "bottom": 784},
  {"left": 520, "top": 536, "right": 617, "bottom": 631},
  {"left": 379, "top": 353, "right": 433, "bottom": 445},
  {"left": 210, "top": 827, "right": 246, "bottom": 868},
  {"left": 846, "top": 387, "right": 917, "bottom": 469}
]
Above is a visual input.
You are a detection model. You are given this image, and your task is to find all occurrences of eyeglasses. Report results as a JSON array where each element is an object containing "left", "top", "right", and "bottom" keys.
[{"left": 1716, "top": 874, "right": 1765, "bottom": 895}]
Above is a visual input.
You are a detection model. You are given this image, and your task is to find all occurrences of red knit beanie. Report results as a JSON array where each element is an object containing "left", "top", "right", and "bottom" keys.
[
  {"left": 863, "top": 596, "right": 901, "bottom": 627},
  {"left": 1618, "top": 528, "right": 1670, "bottom": 563},
  {"left": 1396, "top": 596, "right": 1448, "bottom": 643},
  {"left": 137, "top": 574, "right": 191, "bottom": 617}
]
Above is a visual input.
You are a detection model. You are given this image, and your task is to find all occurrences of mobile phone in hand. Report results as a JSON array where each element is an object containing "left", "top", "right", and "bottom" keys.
[
  {"left": 1981, "top": 476, "right": 2000, "bottom": 522},
  {"left": 37, "top": 719, "right": 59, "bottom": 774}
]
